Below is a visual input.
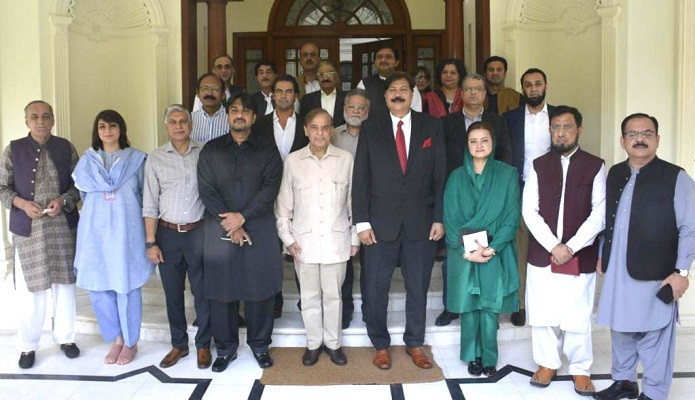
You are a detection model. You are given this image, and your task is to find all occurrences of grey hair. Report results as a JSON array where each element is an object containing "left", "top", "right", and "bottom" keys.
[
  {"left": 163, "top": 104, "right": 191, "bottom": 123},
  {"left": 463, "top": 73, "right": 486, "bottom": 83},
  {"left": 345, "top": 88, "right": 370, "bottom": 107},
  {"left": 24, "top": 100, "right": 53, "bottom": 116}
]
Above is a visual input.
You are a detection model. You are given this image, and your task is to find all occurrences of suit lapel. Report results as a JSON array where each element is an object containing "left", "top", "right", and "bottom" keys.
[
  {"left": 405, "top": 112, "right": 424, "bottom": 174},
  {"left": 376, "top": 115, "right": 402, "bottom": 174}
]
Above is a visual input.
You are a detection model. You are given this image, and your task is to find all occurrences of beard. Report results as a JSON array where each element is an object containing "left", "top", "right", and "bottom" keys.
[
  {"left": 551, "top": 137, "right": 579, "bottom": 154},
  {"left": 344, "top": 114, "right": 367, "bottom": 127},
  {"left": 525, "top": 90, "right": 546, "bottom": 107}
]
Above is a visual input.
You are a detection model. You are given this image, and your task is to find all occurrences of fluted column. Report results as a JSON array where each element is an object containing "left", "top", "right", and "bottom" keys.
[
  {"left": 596, "top": 3, "right": 621, "bottom": 165},
  {"left": 444, "top": 0, "right": 464, "bottom": 59},
  {"left": 49, "top": 14, "right": 73, "bottom": 139},
  {"left": 207, "top": 0, "right": 228, "bottom": 69}
]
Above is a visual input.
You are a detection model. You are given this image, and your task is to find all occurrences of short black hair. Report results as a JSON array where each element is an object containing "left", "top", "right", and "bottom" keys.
[
  {"left": 434, "top": 58, "right": 468, "bottom": 88},
  {"left": 483, "top": 56, "right": 508, "bottom": 72},
  {"left": 621, "top": 113, "right": 659, "bottom": 136},
  {"left": 375, "top": 43, "right": 399, "bottom": 61},
  {"left": 384, "top": 71, "right": 415, "bottom": 91},
  {"left": 520, "top": 68, "right": 547, "bottom": 86},
  {"left": 411, "top": 65, "right": 431, "bottom": 80},
  {"left": 254, "top": 60, "right": 277, "bottom": 75},
  {"left": 196, "top": 72, "right": 224, "bottom": 91},
  {"left": 550, "top": 105, "right": 583, "bottom": 128},
  {"left": 91, "top": 109, "right": 131, "bottom": 151},
  {"left": 271, "top": 74, "right": 300, "bottom": 95},
  {"left": 226, "top": 92, "right": 257, "bottom": 114}
]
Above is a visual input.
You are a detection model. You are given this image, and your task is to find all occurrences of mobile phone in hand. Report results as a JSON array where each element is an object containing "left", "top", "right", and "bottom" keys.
[{"left": 656, "top": 284, "right": 674, "bottom": 304}]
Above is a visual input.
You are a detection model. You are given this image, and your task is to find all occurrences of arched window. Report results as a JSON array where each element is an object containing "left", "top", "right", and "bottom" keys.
[{"left": 285, "top": 0, "right": 395, "bottom": 26}]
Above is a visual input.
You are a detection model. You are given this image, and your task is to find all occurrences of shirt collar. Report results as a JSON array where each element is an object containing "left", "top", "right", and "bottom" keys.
[
  {"left": 390, "top": 111, "right": 411, "bottom": 127},
  {"left": 524, "top": 102, "right": 548, "bottom": 116},
  {"left": 299, "top": 143, "right": 339, "bottom": 160},
  {"left": 462, "top": 107, "right": 484, "bottom": 119},
  {"left": 561, "top": 146, "right": 580, "bottom": 161},
  {"left": 273, "top": 111, "right": 297, "bottom": 124},
  {"left": 164, "top": 139, "right": 201, "bottom": 154},
  {"left": 321, "top": 89, "right": 337, "bottom": 98},
  {"left": 197, "top": 105, "right": 225, "bottom": 118}
]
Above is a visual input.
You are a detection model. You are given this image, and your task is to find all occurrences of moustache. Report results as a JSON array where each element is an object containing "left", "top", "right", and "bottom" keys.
[
  {"left": 390, "top": 97, "right": 406, "bottom": 103},
  {"left": 633, "top": 143, "right": 648, "bottom": 148},
  {"left": 233, "top": 118, "right": 246, "bottom": 124},
  {"left": 321, "top": 80, "right": 332, "bottom": 84},
  {"left": 203, "top": 95, "right": 216, "bottom": 100}
]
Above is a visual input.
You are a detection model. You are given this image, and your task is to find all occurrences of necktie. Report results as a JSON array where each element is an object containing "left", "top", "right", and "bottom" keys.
[{"left": 396, "top": 120, "right": 407, "bottom": 174}]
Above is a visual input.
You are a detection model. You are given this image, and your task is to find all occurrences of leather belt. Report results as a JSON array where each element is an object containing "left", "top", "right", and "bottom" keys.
[{"left": 158, "top": 219, "right": 203, "bottom": 232}]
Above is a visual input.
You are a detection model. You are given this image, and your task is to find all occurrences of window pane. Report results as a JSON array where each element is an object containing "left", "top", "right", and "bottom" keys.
[
  {"left": 285, "top": 0, "right": 394, "bottom": 26},
  {"left": 362, "top": 65, "right": 368, "bottom": 77},
  {"left": 286, "top": 49, "right": 297, "bottom": 59},
  {"left": 246, "top": 63, "right": 260, "bottom": 93},
  {"left": 286, "top": 62, "right": 297, "bottom": 77},
  {"left": 320, "top": 49, "right": 329, "bottom": 59},
  {"left": 246, "top": 49, "right": 262, "bottom": 61},
  {"left": 417, "top": 47, "right": 434, "bottom": 59},
  {"left": 362, "top": 53, "right": 368, "bottom": 63}
]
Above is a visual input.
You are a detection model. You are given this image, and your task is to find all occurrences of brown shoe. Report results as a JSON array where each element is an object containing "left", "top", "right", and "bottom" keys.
[
  {"left": 372, "top": 349, "right": 392, "bottom": 370},
  {"left": 405, "top": 347, "right": 433, "bottom": 369},
  {"left": 572, "top": 375, "right": 595, "bottom": 396},
  {"left": 197, "top": 348, "right": 212, "bottom": 369},
  {"left": 530, "top": 366, "right": 556, "bottom": 387},
  {"left": 159, "top": 347, "right": 189, "bottom": 368}
]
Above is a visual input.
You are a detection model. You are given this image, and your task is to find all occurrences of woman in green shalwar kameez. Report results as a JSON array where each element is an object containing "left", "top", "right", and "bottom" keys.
[{"left": 444, "top": 121, "right": 520, "bottom": 376}]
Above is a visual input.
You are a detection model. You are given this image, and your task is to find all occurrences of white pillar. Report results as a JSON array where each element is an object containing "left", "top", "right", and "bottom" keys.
[
  {"left": 596, "top": 3, "right": 622, "bottom": 165},
  {"left": 675, "top": 0, "right": 695, "bottom": 176},
  {"left": 49, "top": 14, "right": 73, "bottom": 140}
]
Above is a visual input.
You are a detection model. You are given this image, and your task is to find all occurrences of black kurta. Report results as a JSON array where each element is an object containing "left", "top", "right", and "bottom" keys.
[{"left": 197, "top": 133, "right": 283, "bottom": 302}]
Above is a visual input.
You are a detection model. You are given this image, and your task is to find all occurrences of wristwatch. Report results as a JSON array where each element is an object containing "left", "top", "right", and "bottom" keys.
[
  {"left": 145, "top": 241, "right": 157, "bottom": 249},
  {"left": 678, "top": 269, "right": 690, "bottom": 278}
]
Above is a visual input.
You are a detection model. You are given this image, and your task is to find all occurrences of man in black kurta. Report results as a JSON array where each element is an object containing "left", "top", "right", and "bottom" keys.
[{"left": 197, "top": 93, "right": 283, "bottom": 372}]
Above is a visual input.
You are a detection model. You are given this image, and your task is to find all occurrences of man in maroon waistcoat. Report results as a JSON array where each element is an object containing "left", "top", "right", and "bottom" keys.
[
  {"left": 521, "top": 106, "right": 606, "bottom": 395},
  {"left": 0, "top": 101, "right": 81, "bottom": 369}
]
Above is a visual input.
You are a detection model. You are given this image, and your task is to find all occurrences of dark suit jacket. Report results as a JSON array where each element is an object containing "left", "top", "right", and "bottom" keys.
[
  {"left": 252, "top": 91, "right": 271, "bottom": 117},
  {"left": 504, "top": 103, "right": 556, "bottom": 184},
  {"left": 352, "top": 111, "right": 446, "bottom": 242},
  {"left": 251, "top": 112, "right": 308, "bottom": 155},
  {"left": 299, "top": 90, "right": 346, "bottom": 127},
  {"left": 442, "top": 110, "right": 513, "bottom": 177}
]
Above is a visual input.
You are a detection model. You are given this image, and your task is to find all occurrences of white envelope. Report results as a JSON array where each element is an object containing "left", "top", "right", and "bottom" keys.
[{"left": 462, "top": 230, "right": 488, "bottom": 253}]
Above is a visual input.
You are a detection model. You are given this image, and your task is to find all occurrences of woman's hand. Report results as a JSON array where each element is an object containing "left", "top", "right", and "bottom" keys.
[{"left": 464, "top": 242, "right": 493, "bottom": 264}]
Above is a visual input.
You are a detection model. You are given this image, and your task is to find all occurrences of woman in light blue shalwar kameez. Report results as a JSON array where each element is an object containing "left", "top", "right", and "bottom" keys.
[{"left": 73, "top": 110, "right": 154, "bottom": 365}]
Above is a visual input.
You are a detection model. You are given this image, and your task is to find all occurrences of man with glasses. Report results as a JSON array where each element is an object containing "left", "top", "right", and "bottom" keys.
[
  {"left": 594, "top": 113, "right": 694, "bottom": 400},
  {"left": 435, "top": 73, "right": 513, "bottom": 327},
  {"left": 504, "top": 68, "right": 556, "bottom": 327},
  {"left": 191, "top": 73, "right": 230, "bottom": 143},
  {"left": 295, "top": 42, "right": 321, "bottom": 100},
  {"left": 482, "top": 56, "right": 522, "bottom": 115},
  {"left": 522, "top": 106, "right": 605, "bottom": 395},
  {"left": 331, "top": 88, "right": 370, "bottom": 328},
  {"left": 299, "top": 60, "right": 346, "bottom": 127},
  {"left": 192, "top": 54, "right": 244, "bottom": 112}
]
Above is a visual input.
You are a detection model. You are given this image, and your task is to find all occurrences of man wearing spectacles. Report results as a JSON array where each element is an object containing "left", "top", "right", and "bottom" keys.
[
  {"left": 594, "top": 113, "right": 694, "bottom": 400},
  {"left": 330, "top": 88, "right": 371, "bottom": 329},
  {"left": 299, "top": 60, "right": 346, "bottom": 128},
  {"left": 192, "top": 54, "right": 244, "bottom": 113},
  {"left": 522, "top": 105, "right": 605, "bottom": 395},
  {"left": 504, "top": 68, "right": 556, "bottom": 327},
  {"left": 190, "top": 73, "right": 230, "bottom": 143}
]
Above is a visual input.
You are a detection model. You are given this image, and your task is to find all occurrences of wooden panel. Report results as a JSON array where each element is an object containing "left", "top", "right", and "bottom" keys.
[
  {"left": 475, "top": 0, "right": 491, "bottom": 73},
  {"left": 232, "top": 33, "right": 268, "bottom": 92},
  {"left": 181, "top": 0, "right": 198, "bottom": 109},
  {"left": 411, "top": 31, "right": 444, "bottom": 78}
]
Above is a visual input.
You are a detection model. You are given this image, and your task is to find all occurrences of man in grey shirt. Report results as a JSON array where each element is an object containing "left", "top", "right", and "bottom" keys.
[
  {"left": 142, "top": 105, "right": 212, "bottom": 370},
  {"left": 594, "top": 113, "right": 694, "bottom": 400},
  {"left": 330, "top": 88, "right": 370, "bottom": 328}
]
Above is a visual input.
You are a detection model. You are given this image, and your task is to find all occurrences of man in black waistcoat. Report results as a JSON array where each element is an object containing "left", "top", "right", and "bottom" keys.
[
  {"left": 594, "top": 113, "right": 694, "bottom": 400},
  {"left": 0, "top": 101, "right": 81, "bottom": 369}
]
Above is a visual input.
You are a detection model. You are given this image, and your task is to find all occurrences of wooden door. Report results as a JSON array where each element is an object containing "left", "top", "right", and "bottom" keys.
[
  {"left": 232, "top": 33, "right": 269, "bottom": 93},
  {"left": 350, "top": 38, "right": 404, "bottom": 87}
]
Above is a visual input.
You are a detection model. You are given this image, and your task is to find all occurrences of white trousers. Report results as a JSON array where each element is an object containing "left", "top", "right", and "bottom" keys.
[
  {"left": 532, "top": 325, "right": 593, "bottom": 375},
  {"left": 14, "top": 249, "right": 76, "bottom": 353}
]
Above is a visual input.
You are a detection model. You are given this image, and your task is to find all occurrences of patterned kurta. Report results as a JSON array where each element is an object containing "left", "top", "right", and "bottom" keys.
[{"left": 0, "top": 141, "right": 80, "bottom": 292}]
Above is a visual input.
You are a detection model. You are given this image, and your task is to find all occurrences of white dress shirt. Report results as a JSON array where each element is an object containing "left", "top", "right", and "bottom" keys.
[
  {"left": 275, "top": 144, "right": 359, "bottom": 264},
  {"left": 305, "top": 79, "right": 320, "bottom": 94},
  {"left": 191, "top": 88, "right": 231, "bottom": 112},
  {"left": 357, "top": 76, "right": 423, "bottom": 112},
  {"left": 356, "top": 111, "right": 412, "bottom": 234},
  {"left": 522, "top": 103, "right": 551, "bottom": 182},
  {"left": 320, "top": 89, "right": 337, "bottom": 117},
  {"left": 273, "top": 111, "right": 297, "bottom": 161},
  {"left": 262, "top": 91, "right": 274, "bottom": 115}
]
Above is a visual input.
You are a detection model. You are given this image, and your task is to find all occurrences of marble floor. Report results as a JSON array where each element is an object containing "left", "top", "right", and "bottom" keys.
[{"left": 1, "top": 329, "right": 694, "bottom": 400}]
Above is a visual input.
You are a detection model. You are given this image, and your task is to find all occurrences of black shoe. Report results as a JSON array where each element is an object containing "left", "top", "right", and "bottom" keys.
[
  {"left": 238, "top": 314, "right": 246, "bottom": 327},
  {"left": 18, "top": 351, "right": 35, "bottom": 369},
  {"left": 324, "top": 346, "right": 347, "bottom": 366},
  {"left": 434, "top": 310, "right": 459, "bottom": 327},
  {"left": 467, "top": 357, "right": 483, "bottom": 376},
  {"left": 638, "top": 394, "right": 653, "bottom": 400},
  {"left": 593, "top": 380, "right": 639, "bottom": 399},
  {"left": 510, "top": 309, "right": 526, "bottom": 327},
  {"left": 342, "top": 314, "right": 352, "bottom": 329},
  {"left": 60, "top": 343, "right": 80, "bottom": 359},
  {"left": 211, "top": 354, "right": 237, "bottom": 372},
  {"left": 302, "top": 348, "right": 321, "bottom": 366},
  {"left": 482, "top": 366, "right": 497, "bottom": 376},
  {"left": 254, "top": 351, "right": 273, "bottom": 368}
]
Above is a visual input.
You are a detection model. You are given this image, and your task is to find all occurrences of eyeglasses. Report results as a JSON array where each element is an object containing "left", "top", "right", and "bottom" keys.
[
  {"left": 414, "top": 75, "right": 429, "bottom": 82},
  {"left": 317, "top": 72, "right": 337, "bottom": 78},
  {"left": 550, "top": 124, "right": 576, "bottom": 132},
  {"left": 463, "top": 86, "right": 485, "bottom": 93},
  {"left": 624, "top": 130, "right": 656, "bottom": 140},
  {"left": 346, "top": 104, "right": 368, "bottom": 112},
  {"left": 200, "top": 86, "right": 221, "bottom": 93}
]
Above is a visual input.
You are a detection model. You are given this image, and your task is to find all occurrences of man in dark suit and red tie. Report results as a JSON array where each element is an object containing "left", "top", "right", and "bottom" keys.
[{"left": 352, "top": 71, "right": 446, "bottom": 370}]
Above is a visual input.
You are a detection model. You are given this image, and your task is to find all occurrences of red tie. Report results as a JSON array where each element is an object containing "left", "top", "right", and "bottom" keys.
[{"left": 396, "top": 120, "right": 407, "bottom": 174}]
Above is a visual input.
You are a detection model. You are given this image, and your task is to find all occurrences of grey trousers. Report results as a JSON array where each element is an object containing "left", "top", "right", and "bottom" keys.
[{"left": 610, "top": 306, "right": 677, "bottom": 400}]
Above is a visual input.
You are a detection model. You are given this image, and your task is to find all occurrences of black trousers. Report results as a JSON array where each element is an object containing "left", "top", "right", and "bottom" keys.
[
  {"left": 341, "top": 248, "right": 366, "bottom": 320},
  {"left": 210, "top": 295, "right": 275, "bottom": 356},
  {"left": 157, "top": 225, "right": 211, "bottom": 349},
  {"left": 363, "top": 231, "right": 436, "bottom": 350}
]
